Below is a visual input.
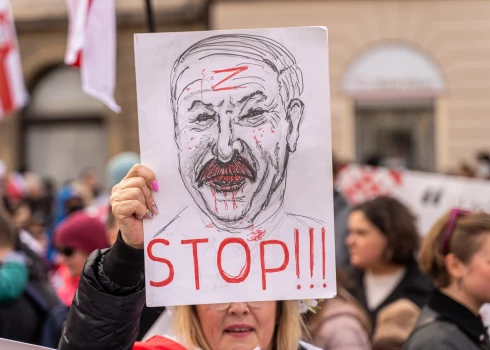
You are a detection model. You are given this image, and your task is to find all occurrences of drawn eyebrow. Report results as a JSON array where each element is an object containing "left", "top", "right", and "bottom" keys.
[
  {"left": 188, "top": 100, "right": 214, "bottom": 112},
  {"left": 238, "top": 90, "right": 267, "bottom": 104}
]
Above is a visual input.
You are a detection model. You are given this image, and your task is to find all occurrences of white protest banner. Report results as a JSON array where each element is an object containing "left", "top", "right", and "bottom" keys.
[
  {"left": 337, "top": 163, "right": 490, "bottom": 332},
  {"left": 337, "top": 163, "right": 490, "bottom": 236},
  {"left": 0, "top": 0, "right": 28, "bottom": 119},
  {"left": 135, "top": 27, "right": 336, "bottom": 306}
]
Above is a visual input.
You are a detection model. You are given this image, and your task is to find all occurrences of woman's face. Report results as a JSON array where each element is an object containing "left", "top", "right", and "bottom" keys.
[
  {"left": 346, "top": 210, "right": 389, "bottom": 270},
  {"left": 195, "top": 301, "right": 277, "bottom": 350},
  {"left": 58, "top": 247, "right": 89, "bottom": 278},
  {"left": 459, "top": 234, "right": 490, "bottom": 305}
]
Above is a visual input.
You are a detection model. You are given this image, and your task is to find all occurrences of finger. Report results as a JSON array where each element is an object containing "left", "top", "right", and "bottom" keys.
[
  {"left": 111, "top": 188, "right": 146, "bottom": 207},
  {"left": 123, "top": 164, "right": 158, "bottom": 193},
  {"left": 118, "top": 177, "right": 157, "bottom": 215},
  {"left": 113, "top": 200, "right": 148, "bottom": 221}
]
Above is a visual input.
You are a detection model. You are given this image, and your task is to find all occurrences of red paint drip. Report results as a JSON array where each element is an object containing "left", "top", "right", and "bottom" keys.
[
  {"left": 321, "top": 227, "right": 326, "bottom": 280},
  {"left": 211, "top": 188, "right": 218, "bottom": 213},
  {"left": 231, "top": 191, "right": 238, "bottom": 209},
  {"left": 309, "top": 228, "right": 314, "bottom": 278},
  {"left": 205, "top": 223, "right": 214, "bottom": 228},
  {"left": 294, "top": 228, "right": 300, "bottom": 279},
  {"left": 200, "top": 69, "right": 206, "bottom": 99}
]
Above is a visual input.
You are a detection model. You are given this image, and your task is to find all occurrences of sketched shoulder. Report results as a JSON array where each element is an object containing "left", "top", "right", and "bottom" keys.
[{"left": 286, "top": 213, "right": 325, "bottom": 230}]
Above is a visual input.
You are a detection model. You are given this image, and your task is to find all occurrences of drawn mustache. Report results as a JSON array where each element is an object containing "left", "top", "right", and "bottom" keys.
[{"left": 196, "top": 156, "right": 257, "bottom": 188}]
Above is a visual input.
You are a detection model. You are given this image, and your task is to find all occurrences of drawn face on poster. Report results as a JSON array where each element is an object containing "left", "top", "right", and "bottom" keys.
[{"left": 170, "top": 35, "right": 305, "bottom": 230}]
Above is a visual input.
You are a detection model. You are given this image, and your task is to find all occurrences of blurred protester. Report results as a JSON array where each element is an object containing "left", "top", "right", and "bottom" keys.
[
  {"left": 0, "top": 213, "right": 28, "bottom": 303},
  {"left": 454, "top": 162, "right": 475, "bottom": 178},
  {"left": 51, "top": 211, "right": 109, "bottom": 306},
  {"left": 476, "top": 151, "right": 490, "bottom": 180},
  {"left": 371, "top": 299, "right": 420, "bottom": 350},
  {"left": 0, "top": 208, "right": 60, "bottom": 346},
  {"left": 41, "top": 211, "right": 109, "bottom": 348},
  {"left": 332, "top": 155, "right": 351, "bottom": 269},
  {"left": 405, "top": 210, "right": 490, "bottom": 350},
  {"left": 345, "top": 197, "right": 433, "bottom": 339},
  {"left": 305, "top": 270, "right": 371, "bottom": 350}
]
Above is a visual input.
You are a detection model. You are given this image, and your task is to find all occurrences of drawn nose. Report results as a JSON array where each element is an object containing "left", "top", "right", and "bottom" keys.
[{"left": 215, "top": 115, "right": 236, "bottom": 162}]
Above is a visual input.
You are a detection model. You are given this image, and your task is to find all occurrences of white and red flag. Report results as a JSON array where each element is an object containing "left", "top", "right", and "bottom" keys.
[
  {"left": 0, "top": 0, "right": 28, "bottom": 119},
  {"left": 64, "top": 0, "right": 120, "bottom": 113}
]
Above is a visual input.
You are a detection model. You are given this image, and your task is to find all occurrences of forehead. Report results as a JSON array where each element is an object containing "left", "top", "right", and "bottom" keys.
[{"left": 174, "top": 56, "right": 280, "bottom": 107}]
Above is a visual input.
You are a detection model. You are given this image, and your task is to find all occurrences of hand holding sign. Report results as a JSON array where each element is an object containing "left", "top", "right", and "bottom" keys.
[{"left": 110, "top": 164, "right": 158, "bottom": 249}]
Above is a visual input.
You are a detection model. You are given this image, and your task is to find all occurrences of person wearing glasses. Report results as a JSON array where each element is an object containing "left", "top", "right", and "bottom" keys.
[
  {"left": 52, "top": 211, "right": 109, "bottom": 306},
  {"left": 58, "top": 164, "right": 320, "bottom": 350},
  {"left": 405, "top": 210, "right": 490, "bottom": 350}
]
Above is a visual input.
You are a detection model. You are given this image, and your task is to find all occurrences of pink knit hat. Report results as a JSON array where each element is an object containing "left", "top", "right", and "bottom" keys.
[{"left": 54, "top": 211, "right": 109, "bottom": 255}]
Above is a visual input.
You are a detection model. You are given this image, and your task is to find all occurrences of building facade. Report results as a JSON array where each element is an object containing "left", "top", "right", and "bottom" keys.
[{"left": 1, "top": 0, "right": 489, "bottom": 187}]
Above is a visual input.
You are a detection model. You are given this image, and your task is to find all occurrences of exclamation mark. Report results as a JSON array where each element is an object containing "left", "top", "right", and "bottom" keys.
[
  {"left": 309, "top": 228, "right": 314, "bottom": 289},
  {"left": 295, "top": 228, "right": 301, "bottom": 290},
  {"left": 322, "top": 227, "right": 327, "bottom": 288}
]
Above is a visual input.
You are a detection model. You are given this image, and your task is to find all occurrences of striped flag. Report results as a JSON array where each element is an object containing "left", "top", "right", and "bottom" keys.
[
  {"left": 65, "top": 0, "right": 120, "bottom": 113},
  {"left": 0, "top": 0, "right": 28, "bottom": 119}
]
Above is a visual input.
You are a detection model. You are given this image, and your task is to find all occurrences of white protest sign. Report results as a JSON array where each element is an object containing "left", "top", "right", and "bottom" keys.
[
  {"left": 337, "top": 163, "right": 490, "bottom": 333},
  {"left": 135, "top": 27, "right": 336, "bottom": 307}
]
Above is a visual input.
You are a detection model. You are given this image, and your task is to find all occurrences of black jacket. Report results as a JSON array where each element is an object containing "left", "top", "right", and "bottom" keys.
[
  {"left": 346, "top": 259, "right": 433, "bottom": 330},
  {"left": 59, "top": 233, "right": 311, "bottom": 350},
  {"left": 404, "top": 290, "right": 490, "bottom": 350}
]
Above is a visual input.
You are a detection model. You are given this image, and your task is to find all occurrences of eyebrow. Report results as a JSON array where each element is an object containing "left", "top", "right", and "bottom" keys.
[
  {"left": 187, "top": 100, "right": 215, "bottom": 112},
  {"left": 237, "top": 91, "right": 267, "bottom": 104}
]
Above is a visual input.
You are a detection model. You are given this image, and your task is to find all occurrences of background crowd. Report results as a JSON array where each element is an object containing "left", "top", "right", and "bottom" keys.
[{"left": 0, "top": 149, "right": 489, "bottom": 349}]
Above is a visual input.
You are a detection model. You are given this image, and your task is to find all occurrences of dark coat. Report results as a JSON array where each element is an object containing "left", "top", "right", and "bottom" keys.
[
  {"left": 346, "top": 259, "right": 433, "bottom": 330},
  {"left": 404, "top": 290, "right": 490, "bottom": 350}
]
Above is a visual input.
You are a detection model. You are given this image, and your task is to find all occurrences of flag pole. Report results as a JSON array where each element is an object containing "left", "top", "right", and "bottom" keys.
[{"left": 144, "top": 0, "right": 156, "bottom": 33}]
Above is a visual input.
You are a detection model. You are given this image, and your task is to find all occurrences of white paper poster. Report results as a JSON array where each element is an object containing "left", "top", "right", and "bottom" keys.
[{"left": 135, "top": 27, "right": 336, "bottom": 306}]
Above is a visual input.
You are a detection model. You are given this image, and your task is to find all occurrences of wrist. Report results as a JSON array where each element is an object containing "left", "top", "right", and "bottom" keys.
[{"left": 120, "top": 232, "right": 144, "bottom": 250}]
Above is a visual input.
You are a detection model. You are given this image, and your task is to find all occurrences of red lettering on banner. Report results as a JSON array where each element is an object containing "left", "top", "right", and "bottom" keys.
[
  {"left": 182, "top": 238, "right": 209, "bottom": 290},
  {"left": 260, "top": 240, "right": 289, "bottom": 290},
  {"left": 0, "top": 11, "right": 14, "bottom": 113},
  {"left": 147, "top": 239, "right": 175, "bottom": 287},
  {"left": 217, "top": 238, "right": 251, "bottom": 283}
]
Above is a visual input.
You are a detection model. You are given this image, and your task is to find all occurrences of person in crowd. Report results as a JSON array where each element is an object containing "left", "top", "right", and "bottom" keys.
[
  {"left": 52, "top": 211, "right": 109, "bottom": 306},
  {"left": 332, "top": 155, "right": 351, "bottom": 269},
  {"left": 59, "top": 164, "right": 320, "bottom": 350},
  {"left": 404, "top": 210, "right": 490, "bottom": 350},
  {"left": 371, "top": 299, "right": 420, "bottom": 350},
  {"left": 345, "top": 196, "right": 433, "bottom": 337},
  {"left": 40, "top": 211, "right": 110, "bottom": 347},
  {"left": 475, "top": 151, "right": 490, "bottom": 180},
  {"left": 0, "top": 208, "right": 61, "bottom": 346},
  {"left": 305, "top": 270, "right": 371, "bottom": 350},
  {"left": 0, "top": 213, "right": 29, "bottom": 303}
]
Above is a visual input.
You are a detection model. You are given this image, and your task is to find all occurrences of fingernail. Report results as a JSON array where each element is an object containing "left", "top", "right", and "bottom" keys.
[
  {"left": 152, "top": 181, "right": 159, "bottom": 192},
  {"left": 146, "top": 209, "right": 153, "bottom": 219},
  {"left": 152, "top": 202, "right": 159, "bottom": 214}
]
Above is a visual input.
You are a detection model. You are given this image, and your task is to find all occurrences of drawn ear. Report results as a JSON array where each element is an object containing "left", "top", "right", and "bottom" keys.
[{"left": 286, "top": 98, "right": 305, "bottom": 153}]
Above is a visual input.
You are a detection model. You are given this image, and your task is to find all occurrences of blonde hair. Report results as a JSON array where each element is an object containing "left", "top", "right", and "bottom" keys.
[
  {"left": 419, "top": 211, "right": 490, "bottom": 288},
  {"left": 172, "top": 300, "right": 303, "bottom": 350}
]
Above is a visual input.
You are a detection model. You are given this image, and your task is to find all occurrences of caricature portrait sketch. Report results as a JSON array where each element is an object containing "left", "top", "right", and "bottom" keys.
[{"left": 170, "top": 34, "right": 309, "bottom": 232}]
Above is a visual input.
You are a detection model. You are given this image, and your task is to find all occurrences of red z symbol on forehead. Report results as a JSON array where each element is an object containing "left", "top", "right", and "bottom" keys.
[{"left": 211, "top": 66, "right": 248, "bottom": 92}]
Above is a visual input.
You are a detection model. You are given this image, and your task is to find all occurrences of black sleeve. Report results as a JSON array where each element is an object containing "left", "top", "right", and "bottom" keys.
[{"left": 58, "top": 234, "right": 146, "bottom": 350}]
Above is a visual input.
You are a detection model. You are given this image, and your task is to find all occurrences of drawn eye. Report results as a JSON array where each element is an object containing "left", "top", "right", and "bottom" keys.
[
  {"left": 239, "top": 108, "right": 267, "bottom": 127},
  {"left": 192, "top": 112, "right": 216, "bottom": 125},
  {"left": 241, "top": 108, "right": 265, "bottom": 120}
]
